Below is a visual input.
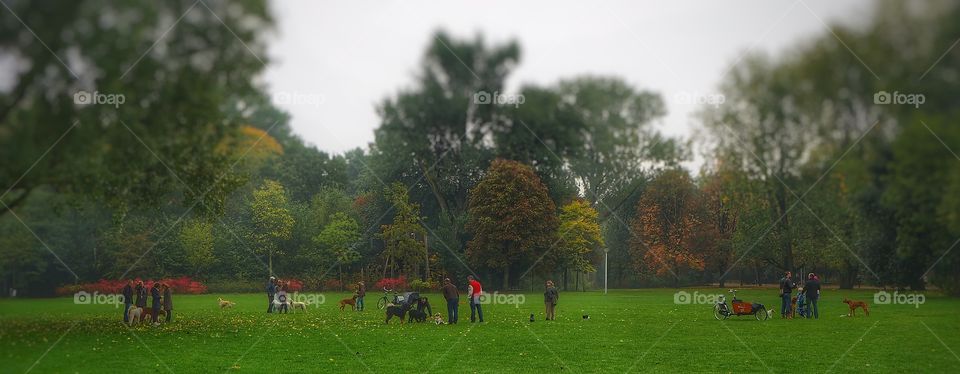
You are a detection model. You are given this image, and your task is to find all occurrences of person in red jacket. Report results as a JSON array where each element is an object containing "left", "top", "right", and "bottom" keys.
[{"left": 467, "top": 275, "right": 483, "bottom": 323}]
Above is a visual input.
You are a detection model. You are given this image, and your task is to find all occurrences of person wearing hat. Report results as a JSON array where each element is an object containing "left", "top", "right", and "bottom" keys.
[{"left": 266, "top": 276, "right": 277, "bottom": 313}]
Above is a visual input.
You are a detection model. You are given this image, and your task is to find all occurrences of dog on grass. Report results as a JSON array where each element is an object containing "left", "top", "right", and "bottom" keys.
[
  {"left": 385, "top": 303, "right": 411, "bottom": 324},
  {"left": 843, "top": 298, "right": 870, "bottom": 317},
  {"left": 218, "top": 297, "right": 235, "bottom": 309},
  {"left": 433, "top": 313, "right": 445, "bottom": 325},
  {"left": 339, "top": 295, "right": 357, "bottom": 311},
  {"left": 407, "top": 309, "right": 427, "bottom": 323},
  {"left": 127, "top": 306, "right": 143, "bottom": 326},
  {"left": 142, "top": 307, "right": 166, "bottom": 323},
  {"left": 291, "top": 300, "right": 308, "bottom": 312}
]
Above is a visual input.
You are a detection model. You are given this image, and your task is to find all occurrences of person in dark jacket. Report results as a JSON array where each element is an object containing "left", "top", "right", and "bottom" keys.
[
  {"left": 544, "top": 280, "right": 559, "bottom": 320},
  {"left": 266, "top": 276, "right": 277, "bottom": 313},
  {"left": 803, "top": 273, "right": 821, "bottom": 319},
  {"left": 441, "top": 278, "right": 459, "bottom": 324},
  {"left": 150, "top": 282, "right": 162, "bottom": 324},
  {"left": 135, "top": 281, "right": 147, "bottom": 308},
  {"left": 162, "top": 283, "right": 173, "bottom": 322},
  {"left": 779, "top": 271, "right": 795, "bottom": 318},
  {"left": 122, "top": 280, "right": 134, "bottom": 322},
  {"left": 356, "top": 281, "right": 366, "bottom": 311}
]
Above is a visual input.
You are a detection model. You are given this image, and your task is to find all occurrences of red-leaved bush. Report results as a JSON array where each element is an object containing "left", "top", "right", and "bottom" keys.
[
  {"left": 323, "top": 278, "right": 343, "bottom": 291},
  {"left": 55, "top": 277, "right": 207, "bottom": 296},
  {"left": 375, "top": 276, "right": 407, "bottom": 291},
  {"left": 282, "top": 278, "right": 304, "bottom": 292}
]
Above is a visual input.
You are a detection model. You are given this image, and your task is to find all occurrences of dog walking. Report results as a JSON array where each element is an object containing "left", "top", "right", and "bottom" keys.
[
  {"left": 442, "top": 278, "right": 459, "bottom": 324},
  {"left": 779, "top": 271, "right": 794, "bottom": 319},
  {"left": 544, "top": 280, "right": 558, "bottom": 321},
  {"left": 467, "top": 275, "right": 483, "bottom": 323}
]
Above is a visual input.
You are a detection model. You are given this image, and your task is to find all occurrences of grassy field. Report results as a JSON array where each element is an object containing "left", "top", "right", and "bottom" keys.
[{"left": 1, "top": 288, "right": 958, "bottom": 373}]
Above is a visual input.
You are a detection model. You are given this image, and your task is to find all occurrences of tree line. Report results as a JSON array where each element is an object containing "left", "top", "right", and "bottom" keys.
[{"left": 1, "top": 0, "right": 957, "bottom": 295}]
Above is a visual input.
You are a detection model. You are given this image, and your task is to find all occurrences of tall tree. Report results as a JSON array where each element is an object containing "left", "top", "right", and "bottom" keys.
[
  {"left": 466, "top": 159, "right": 557, "bottom": 289},
  {"left": 379, "top": 183, "right": 426, "bottom": 279},
  {"left": 553, "top": 199, "right": 603, "bottom": 290},
  {"left": 315, "top": 212, "right": 361, "bottom": 289},
  {"left": 630, "top": 169, "right": 705, "bottom": 285},
  {"left": 250, "top": 180, "right": 294, "bottom": 275}
]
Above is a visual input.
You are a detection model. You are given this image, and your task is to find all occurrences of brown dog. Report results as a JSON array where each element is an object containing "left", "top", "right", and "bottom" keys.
[
  {"left": 339, "top": 295, "right": 357, "bottom": 311},
  {"left": 843, "top": 298, "right": 870, "bottom": 317},
  {"left": 142, "top": 307, "right": 166, "bottom": 323}
]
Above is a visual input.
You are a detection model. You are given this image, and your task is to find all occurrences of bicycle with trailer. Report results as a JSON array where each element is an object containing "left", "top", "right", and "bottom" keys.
[{"left": 714, "top": 289, "right": 770, "bottom": 321}]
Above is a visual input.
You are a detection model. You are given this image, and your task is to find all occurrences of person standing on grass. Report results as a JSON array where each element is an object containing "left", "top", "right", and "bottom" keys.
[
  {"left": 150, "top": 282, "right": 162, "bottom": 325},
  {"left": 356, "top": 281, "right": 366, "bottom": 311},
  {"left": 162, "top": 283, "right": 173, "bottom": 323},
  {"left": 122, "top": 280, "right": 134, "bottom": 323},
  {"left": 442, "top": 278, "right": 459, "bottom": 324},
  {"left": 266, "top": 276, "right": 277, "bottom": 313},
  {"left": 135, "top": 280, "right": 147, "bottom": 309},
  {"left": 467, "top": 275, "right": 483, "bottom": 323},
  {"left": 544, "top": 280, "right": 559, "bottom": 321},
  {"left": 779, "top": 271, "right": 795, "bottom": 318},
  {"left": 804, "top": 273, "right": 821, "bottom": 319},
  {"left": 276, "top": 282, "right": 289, "bottom": 314}
]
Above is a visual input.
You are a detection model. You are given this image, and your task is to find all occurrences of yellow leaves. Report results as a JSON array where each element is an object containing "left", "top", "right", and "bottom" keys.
[{"left": 215, "top": 125, "right": 283, "bottom": 165}]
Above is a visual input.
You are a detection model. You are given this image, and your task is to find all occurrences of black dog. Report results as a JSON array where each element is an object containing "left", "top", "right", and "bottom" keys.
[
  {"left": 385, "top": 304, "right": 411, "bottom": 324},
  {"left": 408, "top": 309, "right": 427, "bottom": 323}
]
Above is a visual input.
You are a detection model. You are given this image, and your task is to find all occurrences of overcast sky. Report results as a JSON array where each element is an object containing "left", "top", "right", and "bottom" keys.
[{"left": 263, "top": 0, "right": 875, "bottom": 158}]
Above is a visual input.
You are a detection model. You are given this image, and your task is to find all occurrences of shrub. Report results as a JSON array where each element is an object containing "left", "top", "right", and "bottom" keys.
[
  {"left": 56, "top": 277, "right": 207, "bottom": 296},
  {"left": 408, "top": 279, "right": 437, "bottom": 292},
  {"left": 322, "top": 279, "right": 343, "bottom": 291},
  {"left": 375, "top": 276, "right": 407, "bottom": 291}
]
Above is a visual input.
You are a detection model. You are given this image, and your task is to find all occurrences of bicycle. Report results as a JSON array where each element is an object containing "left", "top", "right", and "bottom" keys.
[{"left": 377, "top": 288, "right": 398, "bottom": 310}]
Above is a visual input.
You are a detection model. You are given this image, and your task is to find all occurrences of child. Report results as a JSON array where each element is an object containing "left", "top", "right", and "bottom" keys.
[{"left": 276, "top": 283, "right": 289, "bottom": 314}]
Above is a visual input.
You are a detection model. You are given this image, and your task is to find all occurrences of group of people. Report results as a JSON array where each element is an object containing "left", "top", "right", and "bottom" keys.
[
  {"left": 438, "top": 275, "right": 485, "bottom": 324},
  {"left": 779, "top": 271, "right": 822, "bottom": 319},
  {"left": 265, "top": 276, "right": 296, "bottom": 313},
  {"left": 121, "top": 280, "right": 173, "bottom": 324}
]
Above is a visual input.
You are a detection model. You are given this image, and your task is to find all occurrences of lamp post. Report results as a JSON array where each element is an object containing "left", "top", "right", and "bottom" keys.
[{"left": 604, "top": 247, "right": 609, "bottom": 295}]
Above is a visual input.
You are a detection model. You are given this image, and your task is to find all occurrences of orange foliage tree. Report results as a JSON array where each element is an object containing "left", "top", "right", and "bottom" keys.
[{"left": 630, "top": 169, "right": 706, "bottom": 285}]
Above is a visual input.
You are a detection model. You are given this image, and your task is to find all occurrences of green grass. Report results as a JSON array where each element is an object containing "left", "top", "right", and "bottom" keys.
[{"left": 1, "top": 288, "right": 958, "bottom": 373}]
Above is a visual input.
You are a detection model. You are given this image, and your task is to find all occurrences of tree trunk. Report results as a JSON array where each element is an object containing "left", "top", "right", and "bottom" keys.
[
  {"left": 563, "top": 268, "right": 569, "bottom": 291},
  {"left": 503, "top": 268, "right": 510, "bottom": 291}
]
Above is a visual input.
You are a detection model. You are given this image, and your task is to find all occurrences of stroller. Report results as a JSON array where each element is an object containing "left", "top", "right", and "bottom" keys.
[
  {"left": 394, "top": 292, "right": 420, "bottom": 310},
  {"left": 795, "top": 290, "right": 808, "bottom": 318}
]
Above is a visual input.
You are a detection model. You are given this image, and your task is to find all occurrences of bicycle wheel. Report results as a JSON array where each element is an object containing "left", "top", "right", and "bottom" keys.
[
  {"left": 754, "top": 306, "right": 768, "bottom": 321},
  {"left": 714, "top": 304, "right": 728, "bottom": 320},
  {"left": 377, "top": 297, "right": 387, "bottom": 310}
]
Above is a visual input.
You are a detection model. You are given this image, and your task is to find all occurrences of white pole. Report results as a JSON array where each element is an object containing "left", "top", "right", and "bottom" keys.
[{"left": 604, "top": 249, "right": 608, "bottom": 295}]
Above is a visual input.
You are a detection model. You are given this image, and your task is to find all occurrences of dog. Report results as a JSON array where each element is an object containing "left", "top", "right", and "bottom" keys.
[
  {"left": 218, "top": 297, "right": 235, "bottom": 309},
  {"left": 785, "top": 296, "right": 798, "bottom": 319},
  {"left": 433, "top": 313, "right": 445, "bottom": 325},
  {"left": 843, "top": 298, "right": 870, "bottom": 317},
  {"left": 142, "top": 307, "right": 166, "bottom": 323},
  {"left": 408, "top": 309, "right": 427, "bottom": 323},
  {"left": 291, "top": 300, "right": 308, "bottom": 312},
  {"left": 127, "top": 306, "right": 143, "bottom": 326},
  {"left": 385, "top": 303, "right": 411, "bottom": 324},
  {"left": 339, "top": 295, "right": 357, "bottom": 311}
]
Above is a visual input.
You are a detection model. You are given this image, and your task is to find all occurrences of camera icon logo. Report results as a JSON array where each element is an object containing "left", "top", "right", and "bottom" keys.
[
  {"left": 673, "top": 290, "right": 691, "bottom": 304},
  {"left": 873, "top": 290, "right": 891, "bottom": 304},
  {"left": 873, "top": 91, "right": 891, "bottom": 105},
  {"left": 74, "top": 90, "right": 93, "bottom": 105},
  {"left": 74, "top": 290, "right": 91, "bottom": 304},
  {"left": 474, "top": 91, "right": 492, "bottom": 105}
]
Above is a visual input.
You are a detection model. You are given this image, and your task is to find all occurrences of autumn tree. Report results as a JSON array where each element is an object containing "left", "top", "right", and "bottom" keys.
[
  {"left": 379, "top": 183, "right": 426, "bottom": 279},
  {"left": 179, "top": 219, "right": 215, "bottom": 277},
  {"left": 251, "top": 180, "right": 294, "bottom": 275},
  {"left": 467, "top": 159, "right": 557, "bottom": 289},
  {"left": 553, "top": 199, "right": 603, "bottom": 290},
  {"left": 630, "top": 169, "right": 706, "bottom": 285}
]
